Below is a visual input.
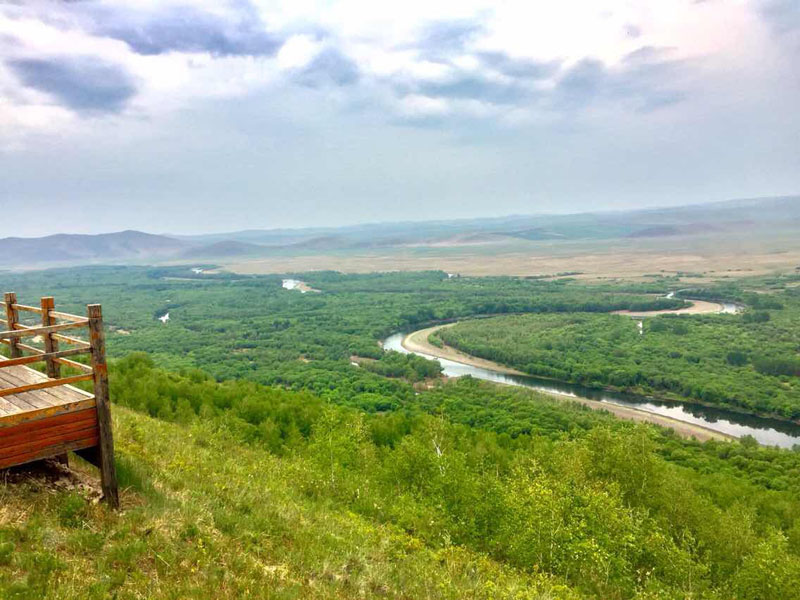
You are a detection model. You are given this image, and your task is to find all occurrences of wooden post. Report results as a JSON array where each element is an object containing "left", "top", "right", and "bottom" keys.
[
  {"left": 4, "top": 292, "right": 20, "bottom": 359},
  {"left": 41, "top": 297, "right": 68, "bottom": 465},
  {"left": 87, "top": 304, "right": 119, "bottom": 509},
  {"left": 40, "top": 297, "right": 60, "bottom": 379}
]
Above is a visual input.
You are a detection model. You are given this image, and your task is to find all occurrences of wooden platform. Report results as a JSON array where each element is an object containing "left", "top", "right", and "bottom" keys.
[
  {"left": 0, "top": 360, "right": 98, "bottom": 469},
  {"left": 1, "top": 293, "right": 118, "bottom": 507}
]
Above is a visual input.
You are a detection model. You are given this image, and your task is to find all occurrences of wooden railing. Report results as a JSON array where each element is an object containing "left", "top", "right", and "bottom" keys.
[
  {"left": 0, "top": 292, "right": 118, "bottom": 507},
  {"left": 0, "top": 293, "right": 99, "bottom": 397}
]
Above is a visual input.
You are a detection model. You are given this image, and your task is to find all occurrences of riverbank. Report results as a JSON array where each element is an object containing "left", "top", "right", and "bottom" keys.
[
  {"left": 401, "top": 325, "right": 733, "bottom": 443},
  {"left": 612, "top": 298, "right": 725, "bottom": 317}
]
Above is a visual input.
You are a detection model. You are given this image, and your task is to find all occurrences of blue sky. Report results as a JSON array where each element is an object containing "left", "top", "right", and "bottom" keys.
[{"left": 1, "top": 0, "right": 798, "bottom": 237}]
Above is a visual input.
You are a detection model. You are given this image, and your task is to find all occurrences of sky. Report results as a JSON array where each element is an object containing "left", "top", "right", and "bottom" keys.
[{"left": 1, "top": 0, "right": 799, "bottom": 237}]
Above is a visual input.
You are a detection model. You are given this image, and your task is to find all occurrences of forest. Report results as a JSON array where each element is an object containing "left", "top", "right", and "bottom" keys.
[
  {"left": 2, "top": 265, "right": 800, "bottom": 598},
  {"left": 436, "top": 290, "right": 800, "bottom": 420}
]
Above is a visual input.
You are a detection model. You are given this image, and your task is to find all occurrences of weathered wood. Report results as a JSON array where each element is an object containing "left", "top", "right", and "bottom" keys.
[
  {"left": 9, "top": 303, "right": 43, "bottom": 315},
  {"left": 0, "top": 374, "right": 93, "bottom": 398},
  {"left": 41, "top": 297, "right": 60, "bottom": 379},
  {"left": 0, "top": 420, "right": 98, "bottom": 458},
  {"left": 0, "top": 407, "right": 96, "bottom": 436},
  {"left": 48, "top": 310, "right": 90, "bottom": 323},
  {"left": 0, "top": 321, "right": 88, "bottom": 340},
  {"left": 0, "top": 294, "right": 118, "bottom": 509},
  {"left": 4, "top": 293, "right": 20, "bottom": 359},
  {"left": 88, "top": 304, "right": 119, "bottom": 509},
  {"left": 0, "top": 436, "right": 98, "bottom": 470},
  {"left": 0, "top": 398, "right": 96, "bottom": 428},
  {"left": 0, "top": 347, "right": 89, "bottom": 369}
]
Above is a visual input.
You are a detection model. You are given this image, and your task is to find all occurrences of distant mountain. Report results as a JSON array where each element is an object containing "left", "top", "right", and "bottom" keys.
[
  {"left": 173, "top": 195, "right": 800, "bottom": 250},
  {"left": 3, "top": 195, "right": 798, "bottom": 269},
  {"left": 0, "top": 230, "right": 190, "bottom": 267},
  {"left": 178, "top": 240, "right": 270, "bottom": 259}
]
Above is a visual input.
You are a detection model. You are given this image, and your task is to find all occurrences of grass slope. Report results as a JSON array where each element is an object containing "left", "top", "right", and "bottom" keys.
[{"left": 0, "top": 407, "right": 569, "bottom": 600}]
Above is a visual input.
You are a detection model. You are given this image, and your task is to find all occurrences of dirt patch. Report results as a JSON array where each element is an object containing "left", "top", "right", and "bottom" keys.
[
  {"left": 613, "top": 299, "right": 724, "bottom": 317},
  {"left": 1, "top": 459, "right": 102, "bottom": 503},
  {"left": 403, "top": 325, "right": 526, "bottom": 375}
]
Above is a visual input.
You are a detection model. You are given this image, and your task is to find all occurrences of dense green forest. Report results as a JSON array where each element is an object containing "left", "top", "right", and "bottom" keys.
[
  {"left": 3, "top": 266, "right": 800, "bottom": 598},
  {"left": 2, "top": 266, "right": 682, "bottom": 408},
  {"left": 436, "top": 290, "right": 800, "bottom": 420}
]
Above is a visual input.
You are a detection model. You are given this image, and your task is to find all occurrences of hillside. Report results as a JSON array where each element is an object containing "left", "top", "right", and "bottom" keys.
[
  {"left": 3, "top": 355, "right": 800, "bottom": 598},
  {"left": 0, "top": 406, "right": 567, "bottom": 600},
  {"left": 0, "top": 231, "right": 189, "bottom": 267}
]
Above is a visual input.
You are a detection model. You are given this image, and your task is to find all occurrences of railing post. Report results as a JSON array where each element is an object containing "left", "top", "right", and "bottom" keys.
[
  {"left": 42, "top": 297, "right": 69, "bottom": 466},
  {"left": 40, "top": 297, "right": 60, "bottom": 379},
  {"left": 4, "top": 292, "right": 20, "bottom": 358},
  {"left": 87, "top": 303, "right": 119, "bottom": 509}
]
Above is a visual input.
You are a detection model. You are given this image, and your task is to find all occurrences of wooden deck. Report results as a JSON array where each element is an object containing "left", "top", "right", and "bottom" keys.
[
  {"left": 0, "top": 360, "right": 98, "bottom": 470},
  {"left": 1, "top": 294, "right": 118, "bottom": 507}
]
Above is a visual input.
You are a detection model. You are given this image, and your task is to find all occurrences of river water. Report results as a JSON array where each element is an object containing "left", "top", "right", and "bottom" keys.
[{"left": 383, "top": 332, "right": 800, "bottom": 449}]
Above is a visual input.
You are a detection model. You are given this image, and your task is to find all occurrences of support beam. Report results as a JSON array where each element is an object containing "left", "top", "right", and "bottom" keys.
[
  {"left": 87, "top": 304, "right": 119, "bottom": 509},
  {"left": 3, "top": 293, "right": 20, "bottom": 359},
  {"left": 41, "top": 297, "right": 60, "bottom": 379}
]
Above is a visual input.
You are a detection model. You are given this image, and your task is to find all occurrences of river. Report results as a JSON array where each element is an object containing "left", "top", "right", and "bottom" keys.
[{"left": 383, "top": 330, "right": 800, "bottom": 449}]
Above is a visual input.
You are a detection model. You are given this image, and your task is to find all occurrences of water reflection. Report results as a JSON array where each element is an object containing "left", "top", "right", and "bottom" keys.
[{"left": 383, "top": 333, "right": 800, "bottom": 449}]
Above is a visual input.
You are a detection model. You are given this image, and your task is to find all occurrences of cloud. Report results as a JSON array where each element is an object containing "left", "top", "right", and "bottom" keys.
[
  {"left": 477, "top": 51, "right": 557, "bottom": 79},
  {"left": 89, "top": 3, "right": 283, "bottom": 56},
  {"left": 294, "top": 48, "right": 360, "bottom": 87},
  {"left": 414, "top": 74, "right": 530, "bottom": 105},
  {"left": 759, "top": 0, "right": 800, "bottom": 35},
  {"left": 417, "top": 19, "right": 484, "bottom": 57},
  {"left": 6, "top": 56, "right": 137, "bottom": 114},
  {"left": 554, "top": 51, "right": 687, "bottom": 113}
]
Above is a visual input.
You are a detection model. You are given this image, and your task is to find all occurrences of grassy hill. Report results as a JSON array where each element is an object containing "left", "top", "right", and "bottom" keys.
[
  {"left": 0, "top": 406, "right": 567, "bottom": 600},
  {"left": 3, "top": 355, "right": 800, "bottom": 599}
]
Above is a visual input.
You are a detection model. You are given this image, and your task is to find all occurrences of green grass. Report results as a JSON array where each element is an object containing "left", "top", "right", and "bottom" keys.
[{"left": 0, "top": 408, "right": 571, "bottom": 600}]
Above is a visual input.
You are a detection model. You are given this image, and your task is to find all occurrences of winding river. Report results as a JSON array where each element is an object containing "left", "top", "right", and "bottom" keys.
[{"left": 382, "top": 304, "right": 800, "bottom": 448}]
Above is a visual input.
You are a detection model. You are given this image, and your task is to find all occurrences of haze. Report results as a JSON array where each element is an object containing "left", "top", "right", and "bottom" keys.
[{"left": 1, "top": 0, "right": 799, "bottom": 237}]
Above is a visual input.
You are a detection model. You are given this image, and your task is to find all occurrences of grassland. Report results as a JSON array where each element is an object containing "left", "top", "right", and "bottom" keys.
[
  {"left": 0, "top": 407, "right": 568, "bottom": 600},
  {"left": 225, "top": 231, "right": 800, "bottom": 281}
]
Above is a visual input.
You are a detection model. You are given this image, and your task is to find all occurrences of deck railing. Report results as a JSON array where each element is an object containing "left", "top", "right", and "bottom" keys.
[
  {"left": 0, "top": 292, "right": 118, "bottom": 507},
  {"left": 0, "top": 293, "right": 101, "bottom": 397}
]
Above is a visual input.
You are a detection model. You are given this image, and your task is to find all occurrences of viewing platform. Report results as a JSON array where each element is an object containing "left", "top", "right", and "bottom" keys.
[{"left": 0, "top": 293, "right": 118, "bottom": 507}]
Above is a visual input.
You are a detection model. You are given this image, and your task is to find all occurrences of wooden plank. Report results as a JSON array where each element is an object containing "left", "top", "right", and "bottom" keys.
[
  {"left": 0, "top": 412, "right": 97, "bottom": 451},
  {"left": 10, "top": 303, "right": 43, "bottom": 315},
  {"left": 0, "top": 321, "right": 87, "bottom": 341},
  {"left": 0, "top": 407, "right": 96, "bottom": 437},
  {"left": 88, "top": 304, "right": 119, "bottom": 509},
  {"left": 0, "top": 371, "right": 46, "bottom": 410},
  {"left": 0, "top": 365, "right": 86, "bottom": 409},
  {"left": 0, "top": 374, "right": 93, "bottom": 398},
  {"left": 54, "top": 357, "right": 93, "bottom": 373},
  {"left": 0, "top": 398, "right": 95, "bottom": 429},
  {"left": 0, "top": 398, "right": 22, "bottom": 415},
  {"left": 0, "top": 365, "right": 66, "bottom": 400},
  {"left": 48, "top": 311, "right": 89, "bottom": 324},
  {"left": 0, "top": 436, "right": 98, "bottom": 470},
  {"left": 52, "top": 334, "right": 89, "bottom": 347},
  {"left": 0, "top": 347, "right": 90, "bottom": 369},
  {"left": 0, "top": 422, "right": 98, "bottom": 459},
  {"left": 3, "top": 333, "right": 90, "bottom": 349}
]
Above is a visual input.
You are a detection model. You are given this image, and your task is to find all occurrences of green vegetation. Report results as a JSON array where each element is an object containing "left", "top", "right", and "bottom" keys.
[
  {"left": 5, "top": 357, "right": 800, "bottom": 598},
  {"left": 437, "top": 292, "right": 800, "bottom": 419},
  {"left": 2, "top": 266, "right": 681, "bottom": 409},
  {"left": 3, "top": 266, "right": 800, "bottom": 598}
]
